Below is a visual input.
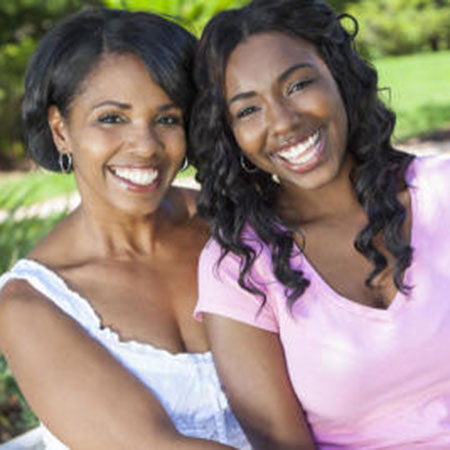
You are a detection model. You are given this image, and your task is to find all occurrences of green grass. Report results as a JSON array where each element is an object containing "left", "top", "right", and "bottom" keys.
[
  {"left": 0, "top": 170, "right": 76, "bottom": 209},
  {"left": 375, "top": 50, "right": 450, "bottom": 140}
]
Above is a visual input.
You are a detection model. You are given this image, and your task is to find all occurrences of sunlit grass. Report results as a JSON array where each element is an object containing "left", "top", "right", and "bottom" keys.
[
  {"left": 0, "top": 170, "right": 76, "bottom": 208},
  {"left": 375, "top": 50, "right": 450, "bottom": 140}
]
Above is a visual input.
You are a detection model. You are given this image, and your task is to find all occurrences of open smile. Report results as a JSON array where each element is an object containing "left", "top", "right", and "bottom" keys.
[
  {"left": 271, "top": 129, "right": 324, "bottom": 173},
  {"left": 108, "top": 166, "right": 160, "bottom": 192}
]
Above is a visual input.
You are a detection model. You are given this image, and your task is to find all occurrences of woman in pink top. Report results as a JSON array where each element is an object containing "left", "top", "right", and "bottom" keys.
[{"left": 190, "top": 0, "right": 450, "bottom": 448}]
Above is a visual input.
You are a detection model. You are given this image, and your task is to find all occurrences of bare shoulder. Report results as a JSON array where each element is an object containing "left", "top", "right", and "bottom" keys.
[
  {"left": 0, "top": 279, "right": 66, "bottom": 344},
  {"left": 0, "top": 278, "right": 47, "bottom": 313}
]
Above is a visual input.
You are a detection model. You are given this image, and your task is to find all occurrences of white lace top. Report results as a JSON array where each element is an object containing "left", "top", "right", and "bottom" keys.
[{"left": 0, "top": 259, "right": 251, "bottom": 449}]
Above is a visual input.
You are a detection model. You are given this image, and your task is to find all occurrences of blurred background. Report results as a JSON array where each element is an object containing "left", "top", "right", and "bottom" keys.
[{"left": 0, "top": 0, "right": 449, "bottom": 442}]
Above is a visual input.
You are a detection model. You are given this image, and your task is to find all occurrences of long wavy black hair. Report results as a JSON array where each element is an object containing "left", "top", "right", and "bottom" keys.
[{"left": 190, "top": 0, "right": 414, "bottom": 307}]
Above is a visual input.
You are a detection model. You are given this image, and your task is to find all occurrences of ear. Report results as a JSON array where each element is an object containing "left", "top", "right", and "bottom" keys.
[{"left": 47, "top": 105, "right": 70, "bottom": 154}]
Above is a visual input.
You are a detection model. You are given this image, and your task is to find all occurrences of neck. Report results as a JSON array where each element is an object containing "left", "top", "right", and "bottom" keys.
[
  {"left": 276, "top": 154, "right": 361, "bottom": 227},
  {"left": 73, "top": 198, "right": 169, "bottom": 260}
]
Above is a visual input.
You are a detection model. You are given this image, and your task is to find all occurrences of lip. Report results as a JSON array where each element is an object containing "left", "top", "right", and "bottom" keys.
[
  {"left": 271, "top": 128, "right": 325, "bottom": 174},
  {"left": 276, "top": 129, "right": 320, "bottom": 152},
  {"left": 107, "top": 165, "right": 161, "bottom": 193}
]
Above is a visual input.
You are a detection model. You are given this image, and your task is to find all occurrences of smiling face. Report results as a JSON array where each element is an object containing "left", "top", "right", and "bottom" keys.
[
  {"left": 225, "top": 32, "right": 348, "bottom": 194},
  {"left": 49, "top": 52, "right": 186, "bottom": 217}
]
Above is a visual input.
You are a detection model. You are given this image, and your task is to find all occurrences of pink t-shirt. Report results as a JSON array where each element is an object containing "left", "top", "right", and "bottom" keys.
[{"left": 195, "top": 155, "right": 450, "bottom": 449}]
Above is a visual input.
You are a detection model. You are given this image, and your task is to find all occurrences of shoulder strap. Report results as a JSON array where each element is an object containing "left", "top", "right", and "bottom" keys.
[{"left": 0, "top": 259, "right": 100, "bottom": 329}]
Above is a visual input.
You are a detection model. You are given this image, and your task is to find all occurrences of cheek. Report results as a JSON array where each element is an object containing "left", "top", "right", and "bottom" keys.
[
  {"left": 232, "top": 118, "right": 265, "bottom": 156},
  {"left": 163, "top": 129, "right": 186, "bottom": 163},
  {"left": 331, "top": 95, "right": 348, "bottom": 144},
  {"left": 78, "top": 128, "right": 122, "bottom": 155}
]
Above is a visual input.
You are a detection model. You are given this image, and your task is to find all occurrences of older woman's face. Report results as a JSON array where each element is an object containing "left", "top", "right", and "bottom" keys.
[
  {"left": 225, "top": 31, "right": 348, "bottom": 193},
  {"left": 51, "top": 52, "right": 186, "bottom": 216}
]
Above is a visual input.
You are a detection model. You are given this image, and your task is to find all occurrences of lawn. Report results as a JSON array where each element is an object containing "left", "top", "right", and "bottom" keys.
[{"left": 375, "top": 50, "right": 450, "bottom": 140}]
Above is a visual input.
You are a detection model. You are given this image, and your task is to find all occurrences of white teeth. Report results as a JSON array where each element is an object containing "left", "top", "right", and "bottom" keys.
[
  {"left": 112, "top": 167, "right": 158, "bottom": 185},
  {"left": 277, "top": 130, "right": 321, "bottom": 163}
]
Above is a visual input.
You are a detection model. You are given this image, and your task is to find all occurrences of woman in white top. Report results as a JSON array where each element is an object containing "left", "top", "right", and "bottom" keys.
[{"left": 0, "top": 7, "right": 249, "bottom": 450}]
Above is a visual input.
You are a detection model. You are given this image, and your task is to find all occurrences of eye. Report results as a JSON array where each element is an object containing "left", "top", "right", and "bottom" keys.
[
  {"left": 156, "top": 114, "right": 182, "bottom": 126},
  {"left": 236, "top": 105, "right": 260, "bottom": 120},
  {"left": 98, "top": 113, "right": 126, "bottom": 124},
  {"left": 287, "top": 79, "right": 314, "bottom": 96}
]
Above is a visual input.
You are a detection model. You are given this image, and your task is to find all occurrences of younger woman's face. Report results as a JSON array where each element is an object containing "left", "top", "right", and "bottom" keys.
[
  {"left": 49, "top": 52, "right": 186, "bottom": 217},
  {"left": 225, "top": 31, "right": 348, "bottom": 193}
]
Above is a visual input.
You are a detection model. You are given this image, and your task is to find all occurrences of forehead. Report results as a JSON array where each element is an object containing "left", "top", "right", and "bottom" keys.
[
  {"left": 225, "top": 31, "right": 325, "bottom": 96},
  {"left": 73, "top": 52, "right": 171, "bottom": 107}
]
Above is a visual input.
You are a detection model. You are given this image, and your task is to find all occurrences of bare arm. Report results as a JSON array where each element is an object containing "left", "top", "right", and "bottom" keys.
[
  {"left": 204, "top": 313, "right": 316, "bottom": 450},
  {"left": 0, "top": 281, "right": 233, "bottom": 450}
]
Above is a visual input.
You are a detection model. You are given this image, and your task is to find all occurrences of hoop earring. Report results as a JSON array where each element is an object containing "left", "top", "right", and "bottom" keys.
[
  {"left": 179, "top": 156, "right": 189, "bottom": 172},
  {"left": 240, "top": 155, "right": 258, "bottom": 173},
  {"left": 58, "top": 152, "right": 72, "bottom": 174}
]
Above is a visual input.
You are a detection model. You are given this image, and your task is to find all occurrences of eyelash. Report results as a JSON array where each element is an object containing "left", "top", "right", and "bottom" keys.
[
  {"left": 234, "top": 79, "right": 315, "bottom": 120},
  {"left": 98, "top": 113, "right": 126, "bottom": 124},
  {"left": 97, "top": 113, "right": 182, "bottom": 126},
  {"left": 156, "top": 114, "right": 182, "bottom": 126},
  {"left": 287, "top": 78, "right": 314, "bottom": 95},
  {"left": 236, "top": 105, "right": 260, "bottom": 120}
]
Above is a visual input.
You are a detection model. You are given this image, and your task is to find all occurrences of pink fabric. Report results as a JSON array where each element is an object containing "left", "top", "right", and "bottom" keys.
[{"left": 195, "top": 155, "right": 450, "bottom": 449}]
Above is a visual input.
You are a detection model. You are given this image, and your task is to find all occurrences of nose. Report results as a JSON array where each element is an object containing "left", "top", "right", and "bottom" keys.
[
  {"left": 267, "top": 97, "right": 298, "bottom": 138},
  {"left": 128, "top": 124, "right": 163, "bottom": 157}
]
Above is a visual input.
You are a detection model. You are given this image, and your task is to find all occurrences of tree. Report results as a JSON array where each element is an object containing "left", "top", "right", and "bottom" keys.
[
  {"left": 348, "top": 0, "right": 450, "bottom": 57},
  {"left": 103, "top": 0, "right": 248, "bottom": 34},
  {"left": 0, "top": 0, "right": 102, "bottom": 170}
]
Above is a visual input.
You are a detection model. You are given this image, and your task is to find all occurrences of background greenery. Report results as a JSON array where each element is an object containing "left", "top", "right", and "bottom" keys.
[{"left": 0, "top": 0, "right": 449, "bottom": 442}]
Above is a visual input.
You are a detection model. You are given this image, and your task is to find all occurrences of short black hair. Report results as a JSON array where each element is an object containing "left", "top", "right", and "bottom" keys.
[
  {"left": 22, "top": 7, "right": 197, "bottom": 172},
  {"left": 190, "top": 0, "right": 414, "bottom": 306}
]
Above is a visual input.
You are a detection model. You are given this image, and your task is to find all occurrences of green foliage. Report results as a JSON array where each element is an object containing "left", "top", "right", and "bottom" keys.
[
  {"left": 0, "top": 353, "right": 36, "bottom": 441},
  {"left": 349, "top": 0, "right": 450, "bottom": 58},
  {"left": 103, "top": 0, "right": 248, "bottom": 34},
  {"left": 376, "top": 50, "right": 450, "bottom": 140},
  {"left": 0, "top": 0, "right": 102, "bottom": 169},
  {"left": 328, "top": 0, "right": 359, "bottom": 13},
  {"left": 0, "top": 171, "right": 76, "bottom": 209}
]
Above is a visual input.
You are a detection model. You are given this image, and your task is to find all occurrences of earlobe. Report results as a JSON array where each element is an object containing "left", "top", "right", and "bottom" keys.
[{"left": 47, "top": 105, "right": 70, "bottom": 154}]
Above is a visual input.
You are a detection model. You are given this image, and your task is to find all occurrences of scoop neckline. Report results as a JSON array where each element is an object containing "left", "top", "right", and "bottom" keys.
[
  {"left": 15, "top": 258, "right": 213, "bottom": 362},
  {"left": 292, "top": 167, "right": 418, "bottom": 321}
]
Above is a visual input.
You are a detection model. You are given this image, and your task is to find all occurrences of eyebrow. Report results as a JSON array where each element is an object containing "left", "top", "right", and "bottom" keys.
[
  {"left": 228, "top": 62, "right": 315, "bottom": 106},
  {"left": 92, "top": 100, "right": 131, "bottom": 110},
  {"left": 228, "top": 91, "right": 257, "bottom": 107},
  {"left": 278, "top": 62, "right": 314, "bottom": 83},
  {"left": 92, "top": 100, "right": 180, "bottom": 111}
]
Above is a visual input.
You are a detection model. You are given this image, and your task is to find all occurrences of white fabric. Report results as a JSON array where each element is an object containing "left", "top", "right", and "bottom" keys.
[
  {"left": 0, "top": 259, "right": 250, "bottom": 449},
  {"left": 0, "top": 427, "right": 44, "bottom": 450}
]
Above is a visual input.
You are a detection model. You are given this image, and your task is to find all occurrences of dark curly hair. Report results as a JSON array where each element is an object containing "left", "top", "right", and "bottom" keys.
[
  {"left": 190, "top": 0, "right": 414, "bottom": 307},
  {"left": 22, "top": 7, "right": 196, "bottom": 172}
]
